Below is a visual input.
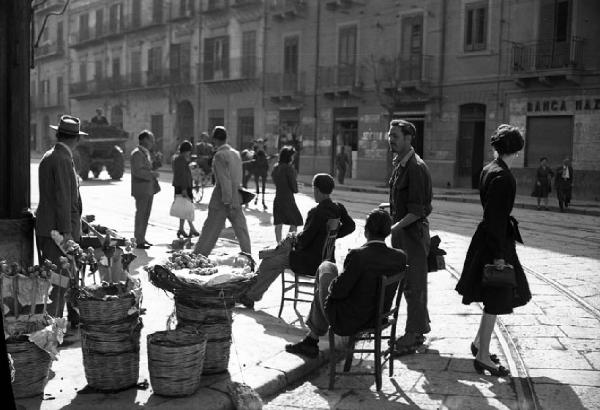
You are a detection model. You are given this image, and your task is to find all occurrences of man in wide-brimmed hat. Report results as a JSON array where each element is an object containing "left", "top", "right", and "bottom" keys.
[{"left": 35, "top": 115, "right": 86, "bottom": 325}]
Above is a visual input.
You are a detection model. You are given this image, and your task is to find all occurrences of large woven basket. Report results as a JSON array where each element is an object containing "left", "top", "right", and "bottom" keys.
[
  {"left": 7, "top": 339, "right": 51, "bottom": 398},
  {"left": 176, "top": 298, "right": 232, "bottom": 323},
  {"left": 147, "top": 329, "right": 207, "bottom": 397},
  {"left": 82, "top": 350, "right": 140, "bottom": 391},
  {"left": 203, "top": 338, "right": 231, "bottom": 374},
  {"left": 78, "top": 297, "right": 135, "bottom": 324},
  {"left": 81, "top": 318, "right": 143, "bottom": 354}
]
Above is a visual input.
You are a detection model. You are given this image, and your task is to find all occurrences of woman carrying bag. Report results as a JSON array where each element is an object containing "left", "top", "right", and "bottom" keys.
[
  {"left": 455, "top": 124, "right": 532, "bottom": 377},
  {"left": 271, "top": 146, "right": 304, "bottom": 243},
  {"left": 171, "top": 140, "right": 199, "bottom": 238}
]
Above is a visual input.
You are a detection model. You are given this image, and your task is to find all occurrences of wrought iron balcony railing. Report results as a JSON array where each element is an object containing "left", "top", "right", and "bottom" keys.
[
  {"left": 201, "top": 57, "right": 259, "bottom": 82},
  {"left": 375, "top": 54, "right": 433, "bottom": 85},
  {"left": 512, "top": 37, "right": 584, "bottom": 74},
  {"left": 319, "top": 64, "right": 365, "bottom": 89},
  {"left": 264, "top": 71, "right": 306, "bottom": 95},
  {"left": 35, "top": 42, "right": 65, "bottom": 59}
]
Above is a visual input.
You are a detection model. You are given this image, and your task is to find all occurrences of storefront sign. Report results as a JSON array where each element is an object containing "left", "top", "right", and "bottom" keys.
[{"left": 527, "top": 98, "right": 600, "bottom": 113}]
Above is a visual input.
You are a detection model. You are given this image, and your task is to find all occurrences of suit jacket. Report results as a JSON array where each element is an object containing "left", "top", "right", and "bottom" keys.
[
  {"left": 325, "top": 241, "right": 407, "bottom": 336},
  {"left": 35, "top": 143, "right": 82, "bottom": 240},
  {"left": 554, "top": 165, "right": 574, "bottom": 187},
  {"left": 209, "top": 144, "right": 244, "bottom": 209},
  {"left": 130, "top": 146, "right": 160, "bottom": 198},
  {"left": 289, "top": 198, "right": 355, "bottom": 276},
  {"left": 171, "top": 153, "right": 193, "bottom": 190}
]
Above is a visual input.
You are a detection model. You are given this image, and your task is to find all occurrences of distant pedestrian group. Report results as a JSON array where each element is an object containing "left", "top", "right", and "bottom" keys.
[{"left": 532, "top": 156, "right": 574, "bottom": 212}]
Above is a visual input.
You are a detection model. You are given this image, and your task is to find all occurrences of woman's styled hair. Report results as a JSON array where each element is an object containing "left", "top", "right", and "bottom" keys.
[
  {"left": 312, "top": 173, "right": 335, "bottom": 194},
  {"left": 365, "top": 208, "right": 392, "bottom": 238},
  {"left": 490, "top": 124, "right": 524, "bottom": 155},
  {"left": 179, "top": 140, "right": 193, "bottom": 153},
  {"left": 278, "top": 146, "right": 296, "bottom": 164}
]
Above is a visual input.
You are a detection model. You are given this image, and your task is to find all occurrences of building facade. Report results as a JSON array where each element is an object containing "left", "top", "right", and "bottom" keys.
[{"left": 31, "top": 0, "right": 600, "bottom": 198}]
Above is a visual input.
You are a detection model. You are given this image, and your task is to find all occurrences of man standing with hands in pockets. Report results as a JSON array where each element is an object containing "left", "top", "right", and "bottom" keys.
[
  {"left": 387, "top": 119, "right": 433, "bottom": 355},
  {"left": 130, "top": 130, "right": 161, "bottom": 249}
]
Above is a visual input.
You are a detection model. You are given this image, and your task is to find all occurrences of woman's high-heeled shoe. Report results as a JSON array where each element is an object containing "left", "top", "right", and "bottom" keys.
[
  {"left": 473, "top": 359, "right": 510, "bottom": 377},
  {"left": 471, "top": 342, "right": 500, "bottom": 364},
  {"left": 177, "top": 230, "right": 188, "bottom": 238},
  {"left": 189, "top": 230, "right": 200, "bottom": 237}
]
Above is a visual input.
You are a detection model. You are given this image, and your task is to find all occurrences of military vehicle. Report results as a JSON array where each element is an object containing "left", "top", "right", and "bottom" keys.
[{"left": 73, "top": 123, "right": 128, "bottom": 180}]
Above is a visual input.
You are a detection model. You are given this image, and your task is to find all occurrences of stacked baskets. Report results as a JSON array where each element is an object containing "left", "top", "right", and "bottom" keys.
[
  {"left": 7, "top": 335, "right": 52, "bottom": 398},
  {"left": 147, "top": 328, "right": 207, "bottom": 396},
  {"left": 77, "top": 291, "right": 142, "bottom": 391}
]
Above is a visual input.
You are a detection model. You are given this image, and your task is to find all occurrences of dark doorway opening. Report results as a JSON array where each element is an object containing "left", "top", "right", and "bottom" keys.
[
  {"left": 458, "top": 104, "right": 486, "bottom": 188},
  {"left": 333, "top": 107, "right": 358, "bottom": 178},
  {"left": 176, "top": 100, "right": 194, "bottom": 142}
]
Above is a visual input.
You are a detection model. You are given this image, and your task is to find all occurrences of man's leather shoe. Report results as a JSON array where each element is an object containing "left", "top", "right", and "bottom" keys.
[
  {"left": 285, "top": 337, "right": 319, "bottom": 358},
  {"left": 144, "top": 241, "right": 154, "bottom": 246},
  {"left": 136, "top": 243, "right": 151, "bottom": 249}
]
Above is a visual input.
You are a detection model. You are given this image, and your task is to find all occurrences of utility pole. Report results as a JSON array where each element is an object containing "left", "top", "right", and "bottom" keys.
[{"left": 0, "top": 1, "right": 32, "bottom": 406}]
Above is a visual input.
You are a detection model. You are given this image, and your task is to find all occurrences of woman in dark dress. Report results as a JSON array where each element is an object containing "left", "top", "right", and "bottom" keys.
[
  {"left": 171, "top": 140, "right": 199, "bottom": 238},
  {"left": 532, "top": 157, "right": 553, "bottom": 210},
  {"left": 456, "top": 124, "right": 531, "bottom": 377},
  {"left": 272, "top": 146, "right": 303, "bottom": 243}
]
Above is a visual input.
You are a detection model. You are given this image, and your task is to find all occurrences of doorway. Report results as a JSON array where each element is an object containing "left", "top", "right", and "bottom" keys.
[
  {"left": 333, "top": 107, "right": 358, "bottom": 179},
  {"left": 457, "top": 104, "right": 486, "bottom": 188},
  {"left": 176, "top": 100, "right": 194, "bottom": 142}
]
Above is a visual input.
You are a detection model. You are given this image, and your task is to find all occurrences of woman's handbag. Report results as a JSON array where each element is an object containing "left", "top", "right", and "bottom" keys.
[
  {"left": 238, "top": 187, "right": 255, "bottom": 205},
  {"left": 170, "top": 195, "right": 195, "bottom": 221},
  {"left": 482, "top": 263, "right": 517, "bottom": 288}
]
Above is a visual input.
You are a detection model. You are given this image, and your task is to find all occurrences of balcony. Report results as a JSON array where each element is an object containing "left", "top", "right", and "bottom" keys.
[
  {"left": 34, "top": 0, "right": 66, "bottom": 14},
  {"left": 69, "top": 81, "right": 90, "bottom": 97},
  {"left": 201, "top": 57, "right": 259, "bottom": 83},
  {"left": 511, "top": 37, "right": 585, "bottom": 84},
  {"left": 232, "top": 0, "right": 262, "bottom": 8},
  {"left": 324, "top": 0, "right": 363, "bottom": 11},
  {"left": 34, "top": 94, "right": 65, "bottom": 109},
  {"left": 375, "top": 54, "right": 433, "bottom": 94},
  {"left": 146, "top": 70, "right": 167, "bottom": 87},
  {"left": 70, "top": 22, "right": 125, "bottom": 48},
  {"left": 203, "top": 0, "right": 229, "bottom": 14},
  {"left": 34, "top": 42, "right": 65, "bottom": 60},
  {"left": 265, "top": 72, "right": 306, "bottom": 102},
  {"left": 318, "top": 64, "right": 365, "bottom": 97},
  {"left": 271, "top": 0, "right": 307, "bottom": 20},
  {"left": 169, "top": 68, "right": 192, "bottom": 85}
]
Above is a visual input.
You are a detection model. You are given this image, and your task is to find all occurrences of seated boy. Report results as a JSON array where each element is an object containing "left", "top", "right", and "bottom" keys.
[
  {"left": 241, "top": 173, "right": 355, "bottom": 308},
  {"left": 285, "top": 209, "right": 406, "bottom": 358}
]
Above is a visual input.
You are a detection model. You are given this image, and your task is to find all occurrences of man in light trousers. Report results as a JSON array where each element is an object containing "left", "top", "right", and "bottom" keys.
[{"left": 194, "top": 126, "right": 251, "bottom": 256}]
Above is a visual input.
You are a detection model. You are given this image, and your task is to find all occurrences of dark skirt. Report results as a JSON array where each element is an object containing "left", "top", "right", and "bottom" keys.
[
  {"left": 273, "top": 194, "right": 303, "bottom": 226},
  {"left": 455, "top": 223, "right": 531, "bottom": 315}
]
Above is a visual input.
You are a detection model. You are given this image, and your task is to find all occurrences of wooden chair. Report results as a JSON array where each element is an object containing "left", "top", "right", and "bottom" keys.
[
  {"left": 328, "top": 271, "right": 405, "bottom": 391},
  {"left": 278, "top": 218, "right": 340, "bottom": 318}
]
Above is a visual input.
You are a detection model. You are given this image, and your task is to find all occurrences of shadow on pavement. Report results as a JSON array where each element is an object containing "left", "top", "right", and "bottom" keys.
[
  {"left": 80, "top": 179, "right": 118, "bottom": 187},
  {"left": 243, "top": 206, "right": 273, "bottom": 227}
]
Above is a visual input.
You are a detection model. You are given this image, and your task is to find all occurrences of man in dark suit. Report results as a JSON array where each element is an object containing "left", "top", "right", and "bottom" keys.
[
  {"left": 555, "top": 157, "right": 574, "bottom": 212},
  {"left": 286, "top": 209, "right": 406, "bottom": 358},
  {"left": 35, "top": 115, "right": 85, "bottom": 322},
  {"left": 242, "top": 173, "right": 355, "bottom": 307},
  {"left": 131, "top": 130, "right": 161, "bottom": 249}
]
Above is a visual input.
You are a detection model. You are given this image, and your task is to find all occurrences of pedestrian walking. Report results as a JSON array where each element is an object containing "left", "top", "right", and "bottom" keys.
[
  {"left": 272, "top": 146, "right": 303, "bottom": 243},
  {"left": 555, "top": 158, "right": 574, "bottom": 212},
  {"left": 252, "top": 138, "right": 270, "bottom": 209},
  {"left": 387, "top": 119, "right": 433, "bottom": 356},
  {"left": 193, "top": 126, "right": 251, "bottom": 257},
  {"left": 35, "top": 115, "right": 85, "bottom": 325},
  {"left": 531, "top": 157, "right": 553, "bottom": 210},
  {"left": 456, "top": 124, "right": 532, "bottom": 377},
  {"left": 130, "top": 130, "right": 161, "bottom": 249},
  {"left": 90, "top": 108, "right": 108, "bottom": 125},
  {"left": 171, "top": 140, "right": 199, "bottom": 238},
  {"left": 335, "top": 146, "right": 350, "bottom": 184}
]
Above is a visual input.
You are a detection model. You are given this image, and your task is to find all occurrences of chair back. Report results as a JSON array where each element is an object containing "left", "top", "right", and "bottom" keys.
[
  {"left": 375, "top": 271, "right": 405, "bottom": 330},
  {"left": 321, "top": 218, "right": 341, "bottom": 262}
]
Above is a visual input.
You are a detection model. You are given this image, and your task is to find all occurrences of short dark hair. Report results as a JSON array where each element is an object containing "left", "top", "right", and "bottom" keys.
[
  {"left": 212, "top": 126, "right": 227, "bottom": 141},
  {"left": 490, "top": 124, "right": 524, "bottom": 155},
  {"left": 312, "top": 173, "right": 335, "bottom": 194},
  {"left": 138, "top": 129, "right": 153, "bottom": 143},
  {"left": 278, "top": 146, "right": 295, "bottom": 164},
  {"left": 540, "top": 157, "right": 548, "bottom": 162},
  {"left": 390, "top": 119, "right": 417, "bottom": 140},
  {"left": 179, "top": 140, "right": 193, "bottom": 153},
  {"left": 365, "top": 208, "right": 392, "bottom": 238}
]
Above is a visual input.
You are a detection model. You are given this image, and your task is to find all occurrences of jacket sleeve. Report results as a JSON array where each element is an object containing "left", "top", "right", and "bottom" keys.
[
  {"left": 214, "top": 151, "right": 233, "bottom": 205},
  {"left": 53, "top": 158, "right": 74, "bottom": 234},
  {"left": 296, "top": 208, "right": 320, "bottom": 250},
  {"left": 328, "top": 250, "right": 361, "bottom": 300},
  {"left": 131, "top": 151, "right": 154, "bottom": 181},
  {"left": 336, "top": 203, "right": 355, "bottom": 239},
  {"left": 483, "top": 174, "right": 512, "bottom": 259}
]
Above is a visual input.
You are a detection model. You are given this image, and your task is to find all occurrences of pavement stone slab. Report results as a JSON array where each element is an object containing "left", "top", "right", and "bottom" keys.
[
  {"left": 582, "top": 352, "right": 600, "bottom": 371},
  {"left": 559, "top": 325, "right": 600, "bottom": 339},
  {"left": 520, "top": 349, "right": 593, "bottom": 370},
  {"left": 533, "top": 383, "right": 599, "bottom": 410},
  {"left": 514, "top": 337, "right": 566, "bottom": 351},
  {"left": 505, "top": 325, "right": 566, "bottom": 338},
  {"left": 558, "top": 337, "right": 600, "bottom": 352},
  {"left": 537, "top": 316, "right": 599, "bottom": 328},
  {"left": 527, "top": 369, "right": 600, "bottom": 387},
  {"left": 411, "top": 370, "right": 515, "bottom": 398}
]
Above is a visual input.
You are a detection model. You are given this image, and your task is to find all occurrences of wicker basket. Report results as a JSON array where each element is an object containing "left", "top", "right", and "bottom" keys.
[
  {"left": 82, "top": 350, "right": 140, "bottom": 391},
  {"left": 147, "top": 329, "right": 207, "bottom": 397},
  {"left": 203, "top": 338, "right": 232, "bottom": 374},
  {"left": 176, "top": 298, "right": 232, "bottom": 323},
  {"left": 7, "top": 339, "right": 51, "bottom": 398},
  {"left": 81, "top": 318, "right": 142, "bottom": 354},
  {"left": 78, "top": 297, "right": 136, "bottom": 324}
]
